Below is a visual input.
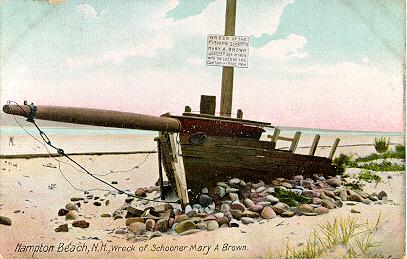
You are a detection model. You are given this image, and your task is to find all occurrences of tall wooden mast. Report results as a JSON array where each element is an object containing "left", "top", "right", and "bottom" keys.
[{"left": 219, "top": 0, "right": 237, "bottom": 117}]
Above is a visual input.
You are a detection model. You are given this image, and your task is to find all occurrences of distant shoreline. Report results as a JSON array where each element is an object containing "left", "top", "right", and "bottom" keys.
[{"left": 0, "top": 150, "right": 157, "bottom": 159}]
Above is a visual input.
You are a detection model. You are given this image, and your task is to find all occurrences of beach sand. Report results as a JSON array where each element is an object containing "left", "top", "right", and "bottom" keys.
[{"left": 0, "top": 133, "right": 405, "bottom": 258}]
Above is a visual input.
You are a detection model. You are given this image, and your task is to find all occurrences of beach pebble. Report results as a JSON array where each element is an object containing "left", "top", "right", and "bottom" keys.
[
  {"left": 359, "top": 192, "right": 370, "bottom": 199},
  {"left": 298, "top": 204, "right": 314, "bottom": 213},
  {"left": 196, "top": 222, "right": 207, "bottom": 230},
  {"left": 326, "top": 178, "right": 341, "bottom": 187},
  {"left": 362, "top": 199, "right": 372, "bottom": 205},
  {"left": 180, "top": 229, "right": 201, "bottom": 236},
  {"left": 100, "top": 213, "right": 111, "bottom": 218},
  {"left": 134, "top": 188, "right": 146, "bottom": 197},
  {"left": 55, "top": 224, "right": 68, "bottom": 232},
  {"left": 199, "top": 194, "right": 213, "bottom": 207},
  {"left": 216, "top": 216, "right": 229, "bottom": 226},
  {"left": 252, "top": 181, "right": 265, "bottom": 189},
  {"left": 70, "top": 197, "right": 84, "bottom": 202},
  {"left": 125, "top": 197, "right": 134, "bottom": 203},
  {"left": 223, "top": 211, "right": 232, "bottom": 220},
  {"left": 93, "top": 202, "right": 102, "bottom": 206},
  {"left": 339, "top": 190, "right": 348, "bottom": 201},
  {"left": 257, "top": 201, "right": 271, "bottom": 207},
  {"left": 348, "top": 193, "right": 363, "bottom": 202},
  {"left": 321, "top": 199, "right": 335, "bottom": 209},
  {"left": 242, "top": 210, "right": 259, "bottom": 218},
  {"left": 272, "top": 203, "right": 288, "bottom": 214},
  {"left": 192, "top": 203, "right": 202, "bottom": 210},
  {"left": 175, "top": 220, "right": 196, "bottom": 234},
  {"left": 0, "top": 216, "right": 12, "bottom": 226},
  {"left": 128, "top": 222, "right": 146, "bottom": 234},
  {"left": 300, "top": 180, "right": 313, "bottom": 189},
  {"left": 294, "top": 175, "right": 304, "bottom": 182},
  {"left": 378, "top": 191, "right": 388, "bottom": 200},
  {"left": 65, "top": 210, "right": 79, "bottom": 220},
  {"left": 65, "top": 203, "right": 78, "bottom": 211},
  {"left": 281, "top": 182, "right": 292, "bottom": 189},
  {"left": 214, "top": 212, "right": 224, "bottom": 218},
  {"left": 168, "top": 218, "right": 175, "bottom": 229},
  {"left": 323, "top": 190, "right": 336, "bottom": 199},
  {"left": 230, "top": 209, "right": 243, "bottom": 220},
  {"left": 217, "top": 182, "right": 229, "bottom": 188},
  {"left": 228, "top": 219, "right": 240, "bottom": 227},
  {"left": 58, "top": 208, "right": 69, "bottom": 216},
  {"left": 261, "top": 207, "right": 276, "bottom": 219},
  {"left": 335, "top": 200, "right": 344, "bottom": 208},
  {"left": 229, "top": 178, "right": 241, "bottom": 185},
  {"left": 186, "top": 210, "right": 197, "bottom": 218},
  {"left": 226, "top": 187, "right": 239, "bottom": 193},
  {"left": 243, "top": 198, "right": 255, "bottom": 208},
  {"left": 255, "top": 186, "right": 266, "bottom": 193},
  {"left": 314, "top": 206, "right": 329, "bottom": 215},
  {"left": 154, "top": 219, "right": 168, "bottom": 232},
  {"left": 281, "top": 211, "right": 295, "bottom": 217},
  {"left": 201, "top": 188, "right": 209, "bottom": 194},
  {"left": 175, "top": 214, "right": 189, "bottom": 223},
  {"left": 114, "top": 228, "right": 126, "bottom": 235},
  {"left": 265, "top": 187, "right": 275, "bottom": 194},
  {"left": 127, "top": 207, "right": 144, "bottom": 217},
  {"left": 351, "top": 208, "right": 361, "bottom": 214},
  {"left": 229, "top": 193, "right": 239, "bottom": 202},
  {"left": 275, "top": 186, "right": 288, "bottom": 192},
  {"left": 72, "top": 220, "right": 90, "bottom": 229},
  {"left": 368, "top": 195, "right": 378, "bottom": 201},
  {"left": 239, "top": 180, "right": 246, "bottom": 186},
  {"left": 184, "top": 205, "right": 192, "bottom": 214},
  {"left": 271, "top": 179, "right": 281, "bottom": 186},
  {"left": 215, "top": 186, "right": 226, "bottom": 198},
  {"left": 241, "top": 217, "right": 255, "bottom": 224},
  {"left": 290, "top": 189, "right": 303, "bottom": 196},
  {"left": 249, "top": 204, "right": 263, "bottom": 212},
  {"left": 145, "top": 219, "right": 155, "bottom": 231},
  {"left": 206, "top": 220, "right": 219, "bottom": 231},
  {"left": 230, "top": 202, "right": 245, "bottom": 212},
  {"left": 312, "top": 198, "right": 322, "bottom": 205},
  {"left": 149, "top": 231, "right": 163, "bottom": 239},
  {"left": 266, "top": 195, "right": 279, "bottom": 205},
  {"left": 126, "top": 217, "right": 144, "bottom": 226}
]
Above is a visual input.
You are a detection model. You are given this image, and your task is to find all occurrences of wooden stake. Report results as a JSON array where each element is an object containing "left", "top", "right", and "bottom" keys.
[
  {"left": 309, "top": 134, "right": 320, "bottom": 156},
  {"left": 220, "top": 0, "right": 236, "bottom": 117},
  {"left": 289, "top": 131, "right": 301, "bottom": 153},
  {"left": 328, "top": 138, "right": 340, "bottom": 159}
]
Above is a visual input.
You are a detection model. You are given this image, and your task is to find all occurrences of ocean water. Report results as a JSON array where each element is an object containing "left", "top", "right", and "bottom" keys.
[{"left": 0, "top": 125, "right": 403, "bottom": 137}]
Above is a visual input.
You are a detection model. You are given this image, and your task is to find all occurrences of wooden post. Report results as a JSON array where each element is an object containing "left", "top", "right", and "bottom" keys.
[
  {"left": 271, "top": 127, "right": 280, "bottom": 143},
  {"left": 154, "top": 137, "right": 165, "bottom": 200},
  {"left": 309, "top": 134, "right": 320, "bottom": 156},
  {"left": 220, "top": 0, "right": 236, "bottom": 117},
  {"left": 200, "top": 95, "right": 216, "bottom": 115},
  {"left": 289, "top": 131, "right": 301, "bottom": 153},
  {"left": 328, "top": 138, "right": 340, "bottom": 159},
  {"left": 237, "top": 109, "right": 243, "bottom": 119}
]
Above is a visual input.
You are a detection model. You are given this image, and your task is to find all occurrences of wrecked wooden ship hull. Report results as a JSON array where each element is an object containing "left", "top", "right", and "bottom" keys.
[{"left": 3, "top": 102, "right": 339, "bottom": 205}]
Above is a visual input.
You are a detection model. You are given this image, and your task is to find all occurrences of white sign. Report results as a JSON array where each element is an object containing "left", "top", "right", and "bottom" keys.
[{"left": 206, "top": 34, "right": 249, "bottom": 68}]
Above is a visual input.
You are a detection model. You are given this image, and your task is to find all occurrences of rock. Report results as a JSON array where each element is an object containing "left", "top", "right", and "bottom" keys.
[
  {"left": 302, "top": 190, "right": 317, "bottom": 198},
  {"left": 290, "top": 189, "right": 303, "bottom": 196},
  {"left": 175, "top": 220, "right": 196, "bottom": 234},
  {"left": 228, "top": 219, "right": 240, "bottom": 227},
  {"left": 93, "top": 202, "right": 102, "bottom": 206},
  {"left": 265, "top": 187, "right": 275, "bottom": 194},
  {"left": 242, "top": 210, "right": 259, "bottom": 218},
  {"left": 58, "top": 209, "right": 69, "bottom": 216},
  {"left": 255, "top": 186, "right": 266, "bottom": 193},
  {"left": 214, "top": 212, "right": 224, "bottom": 218},
  {"left": 345, "top": 202, "right": 356, "bottom": 206},
  {"left": 65, "top": 210, "right": 79, "bottom": 220},
  {"left": 334, "top": 199, "right": 344, "bottom": 208},
  {"left": 326, "top": 178, "right": 341, "bottom": 187},
  {"left": 154, "top": 219, "right": 168, "bottom": 232},
  {"left": 257, "top": 201, "right": 272, "bottom": 207},
  {"left": 134, "top": 188, "right": 146, "bottom": 197},
  {"left": 226, "top": 188, "right": 239, "bottom": 193},
  {"left": 152, "top": 204, "right": 173, "bottom": 213},
  {"left": 323, "top": 190, "right": 336, "bottom": 199},
  {"left": 230, "top": 202, "right": 245, "bottom": 212},
  {"left": 275, "top": 186, "right": 288, "bottom": 192},
  {"left": 127, "top": 207, "right": 144, "bottom": 217},
  {"left": 298, "top": 204, "right": 314, "bottom": 213},
  {"left": 111, "top": 181, "right": 118, "bottom": 184},
  {"left": 349, "top": 193, "right": 363, "bottom": 202},
  {"left": 351, "top": 208, "right": 361, "bottom": 213},
  {"left": 114, "top": 228, "right": 126, "bottom": 234},
  {"left": 186, "top": 210, "right": 197, "bottom": 218},
  {"left": 314, "top": 206, "right": 329, "bottom": 215},
  {"left": 215, "top": 186, "right": 226, "bottom": 198},
  {"left": 230, "top": 209, "right": 243, "bottom": 220},
  {"left": 229, "top": 178, "right": 241, "bottom": 185},
  {"left": 266, "top": 195, "right": 279, "bottom": 205},
  {"left": 217, "top": 182, "right": 229, "bottom": 188},
  {"left": 272, "top": 203, "right": 288, "bottom": 214},
  {"left": 105, "top": 200, "right": 110, "bottom": 206},
  {"left": 321, "top": 199, "right": 335, "bottom": 209},
  {"left": 378, "top": 191, "right": 388, "bottom": 200},
  {"left": 55, "top": 224, "right": 68, "bottom": 232},
  {"left": 0, "top": 216, "right": 12, "bottom": 226},
  {"left": 175, "top": 214, "right": 189, "bottom": 223},
  {"left": 261, "top": 207, "right": 276, "bottom": 219},
  {"left": 229, "top": 193, "right": 239, "bottom": 202},
  {"left": 202, "top": 215, "right": 216, "bottom": 221},
  {"left": 241, "top": 217, "right": 256, "bottom": 224},
  {"left": 70, "top": 197, "right": 84, "bottom": 202},
  {"left": 145, "top": 219, "right": 155, "bottom": 231},
  {"left": 196, "top": 222, "right": 207, "bottom": 230},
  {"left": 192, "top": 203, "right": 202, "bottom": 210},
  {"left": 369, "top": 195, "right": 378, "bottom": 201},
  {"left": 239, "top": 180, "right": 246, "bottom": 186},
  {"left": 129, "top": 222, "right": 146, "bottom": 234},
  {"left": 281, "top": 182, "right": 292, "bottom": 189},
  {"left": 168, "top": 218, "right": 175, "bottom": 229},
  {"left": 359, "top": 192, "right": 370, "bottom": 199},
  {"left": 216, "top": 216, "right": 229, "bottom": 226},
  {"left": 281, "top": 211, "right": 295, "bottom": 217},
  {"left": 339, "top": 190, "right": 348, "bottom": 201},
  {"left": 194, "top": 212, "right": 208, "bottom": 218},
  {"left": 180, "top": 229, "right": 201, "bottom": 236},
  {"left": 201, "top": 187, "right": 209, "bottom": 194},
  {"left": 252, "top": 180, "right": 265, "bottom": 189},
  {"left": 249, "top": 204, "right": 263, "bottom": 212},
  {"left": 65, "top": 203, "right": 79, "bottom": 211},
  {"left": 312, "top": 198, "right": 322, "bottom": 205},
  {"left": 362, "top": 199, "right": 372, "bottom": 205},
  {"left": 184, "top": 205, "right": 192, "bottom": 214},
  {"left": 221, "top": 203, "right": 230, "bottom": 213},
  {"left": 199, "top": 194, "right": 213, "bottom": 207},
  {"left": 303, "top": 212, "right": 318, "bottom": 216},
  {"left": 224, "top": 211, "right": 233, "bottom": 221},
  {"left": 319, "top": 192, "right": 334, "bottom": 202},
  {"left": 300, "top": 180, "right": 314, "bottom": 189},
  {"left": 126, "top": 217, "right": 144, "bottom": 226},
  {"left": 101, "top": 213, "right": 111, "bottom": 218},
  {"left": 206, "top": 220, "right": 219, "bottom": 231},
  {"left": 72, "top": 220, "right": 90, "bottom": 229},
  {"left": 294, "top": 175, "right": 304, "bottom": 182}
]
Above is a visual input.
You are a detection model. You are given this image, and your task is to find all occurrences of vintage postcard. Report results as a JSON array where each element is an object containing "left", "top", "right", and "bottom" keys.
[{"left": 0, "top": 0, "right": 405, "bottom": 258}]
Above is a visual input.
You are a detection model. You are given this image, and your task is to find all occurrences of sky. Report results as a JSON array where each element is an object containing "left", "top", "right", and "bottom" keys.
[{"left": 0, "top": 0, "right": 405, "bottom": 132}]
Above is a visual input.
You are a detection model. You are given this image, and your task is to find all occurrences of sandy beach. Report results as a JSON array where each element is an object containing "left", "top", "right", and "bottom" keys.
[{"left": 0, "top": 132, "right": 405, "bottom": 258}]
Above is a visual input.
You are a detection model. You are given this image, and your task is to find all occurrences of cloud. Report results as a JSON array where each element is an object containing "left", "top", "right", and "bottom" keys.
[
  {"left": 186, "top": 57, "right": 203, "bottom": 66},
  {"left": 66, "top": 34, "right": 173, "bottom": 68},
  {"left": 252, "top": 34, "right": 308, "bottom": 61},
  {"left": 76, "top": 4, "right": 97, "bottom": 17}
]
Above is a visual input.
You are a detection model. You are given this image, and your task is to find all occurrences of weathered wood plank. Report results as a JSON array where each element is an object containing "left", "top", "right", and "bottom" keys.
[{"left": 309, "top": 135, "right": 320, "bottom": 156}]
